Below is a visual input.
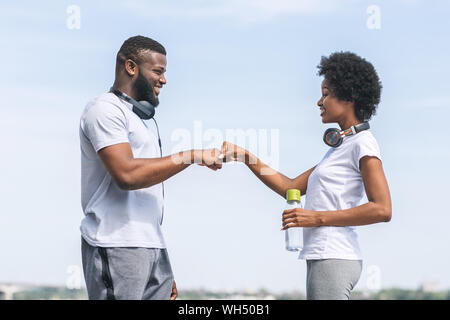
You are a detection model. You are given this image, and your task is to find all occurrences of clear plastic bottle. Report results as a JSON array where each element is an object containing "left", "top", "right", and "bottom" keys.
[{"left": 285, "top": 189, "right": 302, "bottom": 252}]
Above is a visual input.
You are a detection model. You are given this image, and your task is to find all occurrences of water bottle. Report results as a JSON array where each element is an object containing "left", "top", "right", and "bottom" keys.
[{"left": 285, "top": 189, "right": 302, "bottom": 252}]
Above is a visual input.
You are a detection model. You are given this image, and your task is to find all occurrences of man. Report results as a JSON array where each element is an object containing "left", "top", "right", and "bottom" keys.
[{"left": 79, "top": 35, "right": 222, "bottom": 300}]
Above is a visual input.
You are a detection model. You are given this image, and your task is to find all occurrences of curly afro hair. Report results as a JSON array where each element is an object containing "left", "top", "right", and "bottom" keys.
[{"left": 317, "top": 51, "right": 382, "bottom": 121}]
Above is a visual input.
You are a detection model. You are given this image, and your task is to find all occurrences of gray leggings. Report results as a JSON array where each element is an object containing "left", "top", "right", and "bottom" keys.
[{"left": 306, "top": 259, "right": 362, "bottom": 300}]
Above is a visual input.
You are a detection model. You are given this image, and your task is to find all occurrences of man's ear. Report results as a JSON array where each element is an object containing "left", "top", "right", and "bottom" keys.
[{"left": 125, "top": 59, "right": 138, "bottom": 77}]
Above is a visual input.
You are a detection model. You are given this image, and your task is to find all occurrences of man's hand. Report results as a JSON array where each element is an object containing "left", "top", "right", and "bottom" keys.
[
  {"left": 170, "top": 280, "right": 178, "bottom": 300},
  {"left": 220, "top": 141, "right": 247, "bottom": 163},
  {"left": 195, "top": 148, "right": 223, "bottom": 171}
]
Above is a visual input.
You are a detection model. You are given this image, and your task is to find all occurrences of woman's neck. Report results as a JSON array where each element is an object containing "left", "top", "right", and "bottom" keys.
[{"left": 338, "top": 117, "right": 361, "bottom": 131}]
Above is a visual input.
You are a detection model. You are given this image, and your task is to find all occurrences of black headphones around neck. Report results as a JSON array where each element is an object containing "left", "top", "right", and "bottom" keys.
[
  {"left": 323, "top": 122, "right": 370, "bottom": 148},
  {"left": 110, "top": 86, "right": 165, "bottom": 225},
  {"left": 110, "top": 87, "right": 156, "bottom": 120}
]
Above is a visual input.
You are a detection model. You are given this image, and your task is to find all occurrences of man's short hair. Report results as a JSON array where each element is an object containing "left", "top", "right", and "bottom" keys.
[{"left": 116, "top": 35, "right": 166, "bottom": 66}]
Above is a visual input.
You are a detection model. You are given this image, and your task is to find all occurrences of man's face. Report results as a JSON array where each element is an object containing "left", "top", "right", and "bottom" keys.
[{"left": 133, "top": 50, "right": 167, "bottom": 106}]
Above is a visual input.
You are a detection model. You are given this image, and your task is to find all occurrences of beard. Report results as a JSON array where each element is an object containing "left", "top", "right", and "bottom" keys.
[{"left": 133, "top": 72, "right": 159, "bottom": 107}]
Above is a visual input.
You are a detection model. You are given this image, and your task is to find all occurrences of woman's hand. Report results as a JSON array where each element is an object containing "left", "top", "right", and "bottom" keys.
[
  {"left": 220, "top": 141, "right": 248, "bottom": 163},
  {"left": 281, "top": 208, "right": 323, "bottom": 229}
]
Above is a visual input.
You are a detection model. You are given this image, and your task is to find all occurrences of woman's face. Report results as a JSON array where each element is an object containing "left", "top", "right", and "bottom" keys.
[{"left": 317, "top": 80, "right": 352, "bottom": 124}]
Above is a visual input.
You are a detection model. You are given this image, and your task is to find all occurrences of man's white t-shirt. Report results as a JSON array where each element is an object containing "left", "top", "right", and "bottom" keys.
[
  {"left": 299, "top": 130, "right": 381, "bottom": 260},
  {"left": 79, "top": 92, "right": 165, "bottom": 248}
]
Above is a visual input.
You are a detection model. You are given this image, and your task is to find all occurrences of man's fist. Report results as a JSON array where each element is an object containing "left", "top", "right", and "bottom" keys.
[{"left": 195, "top": 148, "right": 223, "bottom": 171}]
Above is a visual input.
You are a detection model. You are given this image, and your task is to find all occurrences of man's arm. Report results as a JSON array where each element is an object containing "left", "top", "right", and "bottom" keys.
[{"left": 98, "top": 143, "right": 221, "bottom": 190}]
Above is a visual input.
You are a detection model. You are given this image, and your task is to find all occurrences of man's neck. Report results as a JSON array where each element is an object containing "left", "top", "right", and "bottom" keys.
[{"left": 112, "top": 81, "right": 136, "bottom": 100}]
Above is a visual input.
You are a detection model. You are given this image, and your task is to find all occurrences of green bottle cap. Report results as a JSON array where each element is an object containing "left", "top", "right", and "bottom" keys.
[{"left": 286, "top": 189, "right": 301, "bottom": 202}]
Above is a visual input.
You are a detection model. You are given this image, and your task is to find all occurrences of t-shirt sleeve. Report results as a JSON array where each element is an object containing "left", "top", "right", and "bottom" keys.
[
  {"left": 353, "top": 134, "right": 382, "bottom": 171},
  {"left": 81, "top": 101, "right": 129, "bottom": 153}
]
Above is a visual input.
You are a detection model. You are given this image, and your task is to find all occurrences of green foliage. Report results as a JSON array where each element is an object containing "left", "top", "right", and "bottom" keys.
[
  {"left": 373, "top": 288, "right": 449, "bottom": 300},
  {"left": 351, "top": 288, "right": 450, "bottom": 300},
  {"left": 12, "top": 287, "right": 87, "bottom": 300},
  {"left": 5, "top": 286, "right": 450, "bottom": 300}
]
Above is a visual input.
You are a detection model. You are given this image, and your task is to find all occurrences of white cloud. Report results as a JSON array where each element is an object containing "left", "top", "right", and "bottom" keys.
[
  {"left": 120, "top": 0, "right": 350, "bottom": 24},
  {"left": 400, "top": 96, "right": 450, "bottom": 110}
]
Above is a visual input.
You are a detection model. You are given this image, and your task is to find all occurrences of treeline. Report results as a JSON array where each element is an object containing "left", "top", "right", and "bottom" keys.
[
  {"left": 351, "top": 288, "right": 450, "bottom": 300},
  {"left": 3, "top": 287, "right": 450, "bottom": 300}
]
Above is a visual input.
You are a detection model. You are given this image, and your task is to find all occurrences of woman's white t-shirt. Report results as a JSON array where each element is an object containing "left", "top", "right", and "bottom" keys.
[{"left": 299, "top": 130, "right": 381, "bottom": 261}]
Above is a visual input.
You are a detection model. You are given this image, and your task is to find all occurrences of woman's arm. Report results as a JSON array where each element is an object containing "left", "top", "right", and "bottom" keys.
[
  {"left": 221, "top": 141, "right": 316, "bottom": 198},
  {"left": 282, "top": 156, "right": 392, "bottom": 228}
]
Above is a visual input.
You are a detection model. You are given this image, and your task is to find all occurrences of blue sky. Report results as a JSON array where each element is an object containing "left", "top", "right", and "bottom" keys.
[{"left": 1, "top": 0, "right": 449, "bottom": 294}]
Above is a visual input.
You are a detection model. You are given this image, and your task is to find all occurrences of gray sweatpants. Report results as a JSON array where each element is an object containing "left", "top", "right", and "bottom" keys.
[
  {"left": 306, "top": 259, "right": 362, "bottom": 300},
  {"left": 81, "top": 237, "right": 174, "bottom": 300}
]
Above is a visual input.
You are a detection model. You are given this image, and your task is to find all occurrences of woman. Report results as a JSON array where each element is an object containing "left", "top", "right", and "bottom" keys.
[{"left": 221, "top": 52, "right": 392, "bottom": 300}]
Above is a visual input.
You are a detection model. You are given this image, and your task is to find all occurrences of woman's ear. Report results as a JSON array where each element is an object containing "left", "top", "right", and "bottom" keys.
[{"left": 344, "top": 100, "right": 356, "bottom": 115}]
